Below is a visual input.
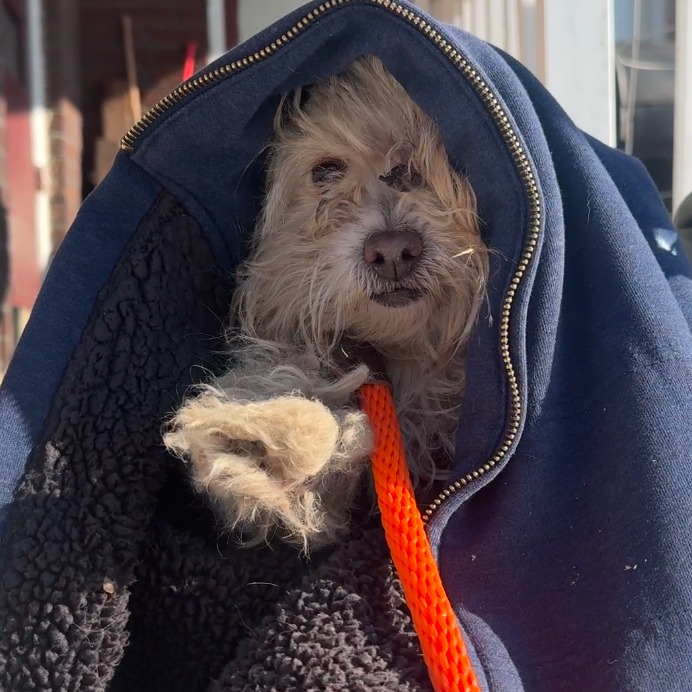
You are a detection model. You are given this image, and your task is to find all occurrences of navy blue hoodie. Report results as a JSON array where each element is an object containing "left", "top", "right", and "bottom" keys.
[{"left": 1, "top": 1, "right": 691, "bottom": 690}]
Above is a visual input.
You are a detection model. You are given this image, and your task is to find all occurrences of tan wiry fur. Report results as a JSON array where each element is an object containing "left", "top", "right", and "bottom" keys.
[{"left": 164, "top": 56, "right": 488, "bottom": 553}]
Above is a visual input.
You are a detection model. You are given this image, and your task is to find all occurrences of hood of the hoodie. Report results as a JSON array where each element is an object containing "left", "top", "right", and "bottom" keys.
[{"left": 1, "top": 2, "right": 692, "bottom": 691}]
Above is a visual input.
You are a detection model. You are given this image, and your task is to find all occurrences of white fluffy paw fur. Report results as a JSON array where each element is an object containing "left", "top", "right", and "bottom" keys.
[{"left": 164, "top": 356, "right": 373, "bottom": 552}]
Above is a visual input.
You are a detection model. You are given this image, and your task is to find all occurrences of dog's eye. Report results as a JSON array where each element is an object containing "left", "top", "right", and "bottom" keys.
[
  {"left": 379, "top": 164, "right": 423, "bottom": 192},
  {"left": 311, "top": 159, "right": 347, "bottom": 186}
]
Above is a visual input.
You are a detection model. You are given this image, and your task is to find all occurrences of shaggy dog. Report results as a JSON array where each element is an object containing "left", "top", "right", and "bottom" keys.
[{"left": 164, "top": 56, "right": 488, "bottom": 553}]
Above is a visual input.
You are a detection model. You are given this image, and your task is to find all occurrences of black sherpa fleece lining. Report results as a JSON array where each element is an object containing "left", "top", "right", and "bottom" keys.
[{"left": 0, "top": 192, "right": 431, "bottom": 691}]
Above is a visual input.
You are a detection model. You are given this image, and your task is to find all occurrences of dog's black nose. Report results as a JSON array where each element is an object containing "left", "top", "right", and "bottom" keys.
[{"left": 363, "top": 230, "right": 423, "bottom": 281}]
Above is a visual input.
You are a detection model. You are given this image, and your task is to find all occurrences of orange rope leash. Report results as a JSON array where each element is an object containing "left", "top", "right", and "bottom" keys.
[{"left": 360, "top": 381, "right": 481, "bottom": 692}]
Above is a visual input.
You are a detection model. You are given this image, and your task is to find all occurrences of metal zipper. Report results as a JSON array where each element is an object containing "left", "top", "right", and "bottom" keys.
[{"left": 120, "top": 0, "right": 542, "bottom": 524}]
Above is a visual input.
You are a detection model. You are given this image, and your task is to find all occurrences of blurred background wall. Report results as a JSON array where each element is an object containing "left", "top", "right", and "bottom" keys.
[{"left": 0, "top": 0, "right": 689, "bottom": 374}]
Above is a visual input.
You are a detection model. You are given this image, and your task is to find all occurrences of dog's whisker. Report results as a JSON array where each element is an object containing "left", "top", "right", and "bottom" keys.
[{"left": 451, "top": 247, "right": 477, "bottom": 259}]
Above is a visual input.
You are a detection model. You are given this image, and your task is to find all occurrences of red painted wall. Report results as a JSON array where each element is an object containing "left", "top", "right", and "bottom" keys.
[{"left": 4, "top": 73, "right": 39, "bottom": 309}]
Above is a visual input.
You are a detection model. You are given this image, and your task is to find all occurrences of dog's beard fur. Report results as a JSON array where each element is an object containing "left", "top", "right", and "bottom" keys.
[{"left": 165, "top": 56, "right": 488, "bottom": 553}]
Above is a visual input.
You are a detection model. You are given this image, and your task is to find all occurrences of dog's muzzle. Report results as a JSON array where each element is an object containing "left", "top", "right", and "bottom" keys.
[
  {"left": 364, "top": 229, "right": 422, "bottom": 280},
  {"left": 364, "top": 229, "right": 424, "bottom": 307}
]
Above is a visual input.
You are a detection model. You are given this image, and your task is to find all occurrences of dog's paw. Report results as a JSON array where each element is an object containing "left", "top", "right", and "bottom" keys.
[
  {"left": 165, "top": 394, "right": 340, "bottom": 479},
  {"left": 164, "top": 392, "right": 372, "bottom": 551}
]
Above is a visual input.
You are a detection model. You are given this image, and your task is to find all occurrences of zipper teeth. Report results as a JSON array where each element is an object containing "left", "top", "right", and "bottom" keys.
[{"left": 120, "top": 0, "right": 541, "bottom": 523}]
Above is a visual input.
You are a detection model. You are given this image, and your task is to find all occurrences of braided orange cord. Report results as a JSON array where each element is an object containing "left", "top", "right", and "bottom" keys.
[{"left": 360, "top": 382, "right": 481, "bottom": 692}]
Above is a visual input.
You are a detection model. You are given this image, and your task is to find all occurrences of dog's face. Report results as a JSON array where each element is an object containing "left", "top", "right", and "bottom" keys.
[{"left": 237, "top": 56, "right": 487, "bottom": 365}]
